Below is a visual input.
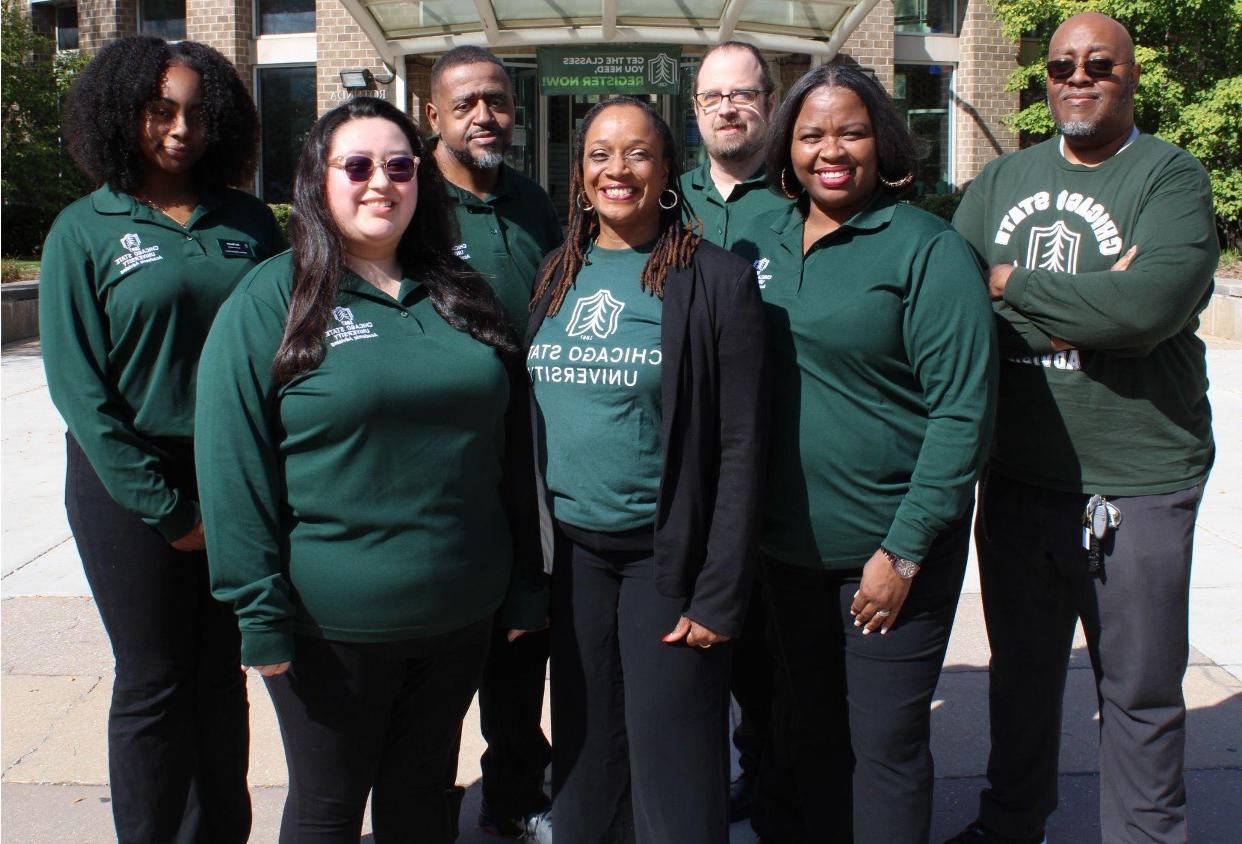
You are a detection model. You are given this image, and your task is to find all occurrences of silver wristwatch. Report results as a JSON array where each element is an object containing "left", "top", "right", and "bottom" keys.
[{"left": 881, "top": 547, "right": 921, "bottom": 579}]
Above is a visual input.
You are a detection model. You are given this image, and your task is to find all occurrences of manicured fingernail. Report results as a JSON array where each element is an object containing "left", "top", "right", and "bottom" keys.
[
  {"left": 862, "top": 627, "right": 871, "bottom": 636},
  {"left": 854, "top": 619, "right": 861, "bottom": 627},
  {"left": 880, "top": 628, "right": 888, "bottom": 635}
]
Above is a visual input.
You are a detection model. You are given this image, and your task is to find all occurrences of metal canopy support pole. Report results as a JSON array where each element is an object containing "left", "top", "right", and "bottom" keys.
[
  {"left": 602, "top": 0, "right": 617, "bottom": 40},
  {"left": 472, "top": 0, "right": 501, "bottom": 43},
  {"left": 822, "top": 0, "right": 881, "bottom": 58},
  {"left": 717, "top": 0, "right": 749, "bottom": 42}
]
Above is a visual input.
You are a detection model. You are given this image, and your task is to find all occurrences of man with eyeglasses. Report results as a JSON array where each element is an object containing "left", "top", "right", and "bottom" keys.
[
  {"left": 678, "top": 40, "right": 789, "bottom": 829},
  {"left": 948, "top": 13, "right": 1217, "bottom": 844},
  {"left": 426, "top": 45, "right": 561, "bottom": 844}
]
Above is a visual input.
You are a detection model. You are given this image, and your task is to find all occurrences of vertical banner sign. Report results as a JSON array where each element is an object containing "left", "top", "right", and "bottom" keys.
[{"left": 538, "top": 46, "right": 682, "bottom": 95}]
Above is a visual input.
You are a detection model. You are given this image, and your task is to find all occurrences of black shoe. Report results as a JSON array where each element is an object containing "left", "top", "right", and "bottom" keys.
[
  {"left": 945, "top": 820, "right": 1046, "bottom": 844},
  {"left": 728, "top": 770, "right": 757, "bottom": 823},
  {"left": 479, "top": 799, "right": 552, "bottom": 839}
]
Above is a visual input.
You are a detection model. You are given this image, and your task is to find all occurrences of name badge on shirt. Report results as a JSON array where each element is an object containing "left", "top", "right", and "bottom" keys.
[{"left": 218, "top": 239, "right": 256, "bottom": 258}]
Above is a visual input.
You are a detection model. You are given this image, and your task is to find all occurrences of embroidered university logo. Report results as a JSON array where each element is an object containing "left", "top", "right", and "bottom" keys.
[
  {"left": 566, "top": 290, "right": 625, "bottom": 340},
  {"left": 113, "top": 232, "right": 163, "bottom": 275},
  {"left": 453, "top": 242, "right": 471, "bottom": 261},
  {"left": 332, "top": 306, "right": 355, "bottom": 326},
  {"left": 753, "top": 257, "right": 772, "bottom": 289},
  {"left": 1025, "top": 221, "right": 1081, "bottom": 273},
  {"left": 121, "top": 233, "right": 142, "bottom": 252}
]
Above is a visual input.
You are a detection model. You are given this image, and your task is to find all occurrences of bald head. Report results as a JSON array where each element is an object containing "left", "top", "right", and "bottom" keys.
[
  {"left": 1050, "top": 12, "right": 1135, "bottom": 62},
  {"left": 1045, "top": 11, "right": 1140, "bottom": 160}
]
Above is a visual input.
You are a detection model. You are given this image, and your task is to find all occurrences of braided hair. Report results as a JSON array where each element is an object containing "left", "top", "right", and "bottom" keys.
[{"left": 532, "top": 96, "right": 700, "bottom": 317}]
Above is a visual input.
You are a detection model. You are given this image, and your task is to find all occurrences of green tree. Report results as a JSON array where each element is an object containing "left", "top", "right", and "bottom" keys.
[
  {"left": 1, "top": 0, "right": 92, "bottom": 257},
  {"left": 994, "top": 0, "right": 1242, "bottom": 248}
]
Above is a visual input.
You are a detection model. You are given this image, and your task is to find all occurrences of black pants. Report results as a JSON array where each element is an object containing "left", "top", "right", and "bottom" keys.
[
  {"left": 754, "top": 516, "right": 969, "bottom": 844},
  {"left": 550, "top": 527, "right": 732, "bottom": 844},
  {"left": 476, "top": 622, "right": 552, "bottom": 817},
  {"left": 66, "top": 434, "right": 250, "bottom": 844},
  {"left": 264, "top": 620, "right": 491, "bottom": 843},
  {"left": 976, "top": 470, "right": 1203, "bottom": 843},
  {"left": 731, "top": 588, "right": 773, "bottom": 778}
]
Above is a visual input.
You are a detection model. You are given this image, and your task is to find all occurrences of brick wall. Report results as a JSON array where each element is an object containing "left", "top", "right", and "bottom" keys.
[
  {"left": 315, "top": 0, "right": 392, "bottom": 115},
  {"left": 186, "top": 0, "right": 254, "bottom": 95},
  {"left": 406, "top": 56, "right": 433, "bottom": 128},
  {"left": 78, "top": 0, "right": 136, "bottom": 52},
  {"left": 954, "top": 0, "right": 1019, "bottom": 183},
  {"left": 837, "top": 0, "right": 895, "bottom": 93}
]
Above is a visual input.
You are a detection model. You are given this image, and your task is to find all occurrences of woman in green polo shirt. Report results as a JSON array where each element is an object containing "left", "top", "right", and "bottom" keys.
[
  {"left": 39, "top": 36, "right": 281, "bottom": 841},
  {"left": 734, "top": 66, "right": 997, "bottom": 842},
  {"left": 195, "top": 97, "right": 545, "bottom": 842},
  {"left": 528, "top": 96, "right": 768, "bottom": 843}
]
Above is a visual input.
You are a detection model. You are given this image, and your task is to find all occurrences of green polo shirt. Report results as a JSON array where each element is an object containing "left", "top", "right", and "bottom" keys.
[
  {"left": 733, "top": 195, "right": 997, "bottom": 570},
  {"left": 197, "top": 254, "right": 542, "bottom": 666},
  {"left": 679, "top": 160, "right": 792, "bottom": 251},
  {"left": 39, "top": 184, "right": 284, "bottom": 540},
  {"left": 529, "top": 243, "right": 663, "bottom": 532},
  {"left": 445, "top": 164, "right": 563, "bottom": 329}
]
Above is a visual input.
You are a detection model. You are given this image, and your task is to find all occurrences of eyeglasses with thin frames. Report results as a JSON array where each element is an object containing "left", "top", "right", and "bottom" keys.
[
  {"left": 693, "top": 89, "right": 765, "bottom": 112},
  {"left": 1045, "top": 57, "right": 1134, "bottom": 80},
  {"left": 329, "top": 155, "right": 420, "bottom": 183}
]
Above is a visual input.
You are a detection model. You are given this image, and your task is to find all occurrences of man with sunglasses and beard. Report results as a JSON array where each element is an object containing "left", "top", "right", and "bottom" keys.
[
  {"left": 426, "top": 46, "right": 561, "bottom": 842},
  {"left": 949, "top": 13, "right": 1217, "bottom": 844},
  {"left": 679, "top": 41, "right": 789, "bottom": 827}
]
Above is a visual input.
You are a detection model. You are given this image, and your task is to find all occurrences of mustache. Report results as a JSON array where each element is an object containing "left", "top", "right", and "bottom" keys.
[
  {"left": 1059, "top": 90, "right": 1101, "bottom": 101},
  {"left": 712, "top": 119, "right": 746, "bottom": 131},
  {"left": 466, "top": 124, "right": 503, "bottom": 139}
]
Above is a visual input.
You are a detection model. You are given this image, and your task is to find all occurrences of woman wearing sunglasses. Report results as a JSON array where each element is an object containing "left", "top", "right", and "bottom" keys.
[
  {"left": 38, "top": 36, "right": 281, "bottom": 841},
  {"left": 195, "top": 97, "right": 545, "bottom": 841}
]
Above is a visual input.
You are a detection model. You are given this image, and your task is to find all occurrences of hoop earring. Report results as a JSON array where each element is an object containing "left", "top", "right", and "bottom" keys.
[
  {"left": 658, "top": 188, "right": 679, "bottom": 210},
  {"left": 576, "top": 192, "right": 593, "bottom": 212},
  {"left": 879, "top": 172, "right": 915, "bottom": 189},
  {"left": 780, "top": 167, "right": 801, "bottom": 199}
]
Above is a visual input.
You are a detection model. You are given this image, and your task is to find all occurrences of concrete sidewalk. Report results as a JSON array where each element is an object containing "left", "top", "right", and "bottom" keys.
[{"left": 4, "top": 336, "right": 1241, "bottom": 842}]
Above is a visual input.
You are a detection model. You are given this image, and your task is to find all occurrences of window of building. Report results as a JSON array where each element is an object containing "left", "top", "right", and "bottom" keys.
[
  {"left": 894, "top": 63, "right": 954, "bottom": 194},
  {"left": 257, "top": 0, "right": 315, "bottom": 35},
  {"left": 139, "top": 0, "right": 186, "bottom": 41},
  {"left": 894, "top": 0, "right": 955, "bottom": 34},
  {"left": 55, "top": 3, "right": 79, "bottom": 50},
  {"left": 258, "top": 65, "right": 316, "bottom": 203}
]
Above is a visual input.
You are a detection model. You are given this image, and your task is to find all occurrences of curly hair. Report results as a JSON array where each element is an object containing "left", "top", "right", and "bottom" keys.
[
  {"left": 532, "top": 96, "right": 700, "bottom": 318},
  {"left": 271, "top": 98, "right": 516, "bottom": 383},
  {"left": 62, "top": 36, "right": 259, "bottom": 192}
]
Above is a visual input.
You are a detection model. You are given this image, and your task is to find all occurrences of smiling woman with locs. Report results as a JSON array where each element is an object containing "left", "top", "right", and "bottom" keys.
[
  {"left": 526, "top": 95, "right": 769, "bottom": 843},
  {"left": 38, "top": 35, "right": 283, "bottom": 842}
]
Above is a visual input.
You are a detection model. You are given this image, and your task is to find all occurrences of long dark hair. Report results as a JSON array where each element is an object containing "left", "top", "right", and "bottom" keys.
[
  {"left": 272, "top": 98, "right": 516, "bottom": 383},
  {"left": 531, "top": 96, "right": 700, "bottom": 317},
  {"left": 765, "top": 64, "right": 922, "bottom": 199},
  {"left": 63, "top": 36, "right": 259, "bottom": 192}
]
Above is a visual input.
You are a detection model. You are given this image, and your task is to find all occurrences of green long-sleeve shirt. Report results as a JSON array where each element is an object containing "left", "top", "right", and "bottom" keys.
[
  {"left": 733, "top": 195, "right": 997, "bottom": 569},
  {"left": 952, "top": 134, "right": 1217, "bottom": 495},
  {"left": 196, "top": 254, "right": 543, "bottom": 666},
  {"left": 39, "top": 185, "right": 283, "bottom": 540}
]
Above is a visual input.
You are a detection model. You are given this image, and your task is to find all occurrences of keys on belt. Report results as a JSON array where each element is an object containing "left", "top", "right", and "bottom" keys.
[{"left": 1082, "top": 494, "right": 1122, "bottom": 577}]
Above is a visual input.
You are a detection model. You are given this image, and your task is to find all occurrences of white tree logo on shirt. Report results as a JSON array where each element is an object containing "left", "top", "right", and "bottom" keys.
[
  {"left": 1025, "top": 221, "right": 1081, "bottom": 273},
  {"left": 566, "top": 290, "right": 625, "bottom": 340},
  {"left": 331, "top": 306, "right": 355, "bottom": 326},
  {"left": 120, "top": 233, "right": 142, "bottom": 252}
]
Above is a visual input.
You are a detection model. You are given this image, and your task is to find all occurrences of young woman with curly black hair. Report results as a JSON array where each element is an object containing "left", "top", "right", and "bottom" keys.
[
  {"left": 527, "top": 96, "right": 769, "bottom": 843},
  {"left": 38, "top": 36, "right": 283, "bottom": 842},
  {"left": 195, "top": 97, "right": 546, "bottom": 842}
]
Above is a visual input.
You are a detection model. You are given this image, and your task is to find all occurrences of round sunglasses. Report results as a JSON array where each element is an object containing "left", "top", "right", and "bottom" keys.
[
  {"left": 330, "top": 155, "right": 420, "bottom": 183},
  {"left": 1046, "top": 57, "right": 1134, "bottom": 80}
]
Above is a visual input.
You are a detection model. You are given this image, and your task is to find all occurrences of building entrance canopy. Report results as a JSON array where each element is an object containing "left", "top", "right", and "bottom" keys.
[{"left": 339, "top": 0, "right": 881, "bottom": 65}]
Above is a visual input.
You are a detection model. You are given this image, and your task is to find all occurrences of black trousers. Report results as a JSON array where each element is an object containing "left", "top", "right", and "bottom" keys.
[
  {"left": 65, "top": 434, "right": 250, "bottom": 844},
  {"left": 549, "top": 527, "right": 732, "bottom": 844},
  {"left": 731, "top": 587, "right": 773, "bottom": 778},
  {"left": 264, "top": 619, "right": 492, "bottom": 843},
  {"left": 976, "top": 470, "right": 1203, "bottom": 843},
  {"left": 754, "top": 515, "right": 969, "bottom": 844}
]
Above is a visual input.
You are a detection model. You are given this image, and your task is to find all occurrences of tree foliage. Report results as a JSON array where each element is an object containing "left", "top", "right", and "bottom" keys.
[
  {"left": 994, "top": 0, "right": 1242, "bottom": 247},
  {"left": 2, "top": 0, "right": 92, "bottom": 257}
]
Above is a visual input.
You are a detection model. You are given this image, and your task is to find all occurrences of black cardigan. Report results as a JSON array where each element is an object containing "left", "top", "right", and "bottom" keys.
[{"left": 526, "top": 240, "right": 770, "bottom": 638}]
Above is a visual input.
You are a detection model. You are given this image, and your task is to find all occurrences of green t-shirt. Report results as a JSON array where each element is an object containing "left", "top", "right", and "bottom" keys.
[
  {"left": 39, "top": 185, "right": 285, "bottom": 540},
  {"left": 445, "top": 164, "right": 563, "bottom": 330},
  {"left": 529, "top": 243, "right": 663, "bottom": 532},
  {"left": 953, "top": 134, "right": 1217, "bottom": 495},
  {"left": 196, "top": 254, "right": 542, "bottom": 666},
  {"left": 679, "top": 160, "right": 792, "bottom": 251},
  {"left": 734, "top": 195, "right": 997, "bottom": 569}
]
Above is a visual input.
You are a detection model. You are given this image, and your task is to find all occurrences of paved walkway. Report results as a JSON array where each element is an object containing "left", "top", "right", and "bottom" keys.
[{"left": 3, "top": 336, "right": 1241, "bottom": 842}]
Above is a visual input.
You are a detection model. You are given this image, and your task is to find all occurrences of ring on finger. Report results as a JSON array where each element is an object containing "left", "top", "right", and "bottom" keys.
[
  {"left": 700, "top": 643, "right": 713, "bottom": 649},
  {"left": 874, "top": 610, "right": 892, "bottom": 618}
]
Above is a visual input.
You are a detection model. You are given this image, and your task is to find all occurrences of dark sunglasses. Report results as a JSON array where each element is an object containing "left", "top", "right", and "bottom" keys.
[
  {"left": 1045, "top": 57, "right": 1134, "bottom": 80},
  {"left": 330, "top": 155, "right": 419, "bottom": 183}
]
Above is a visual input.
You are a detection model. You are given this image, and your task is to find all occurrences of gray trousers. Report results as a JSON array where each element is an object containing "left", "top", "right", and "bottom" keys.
[{"left": 975, "top": 469, "right": 1204, "bottom": 844}]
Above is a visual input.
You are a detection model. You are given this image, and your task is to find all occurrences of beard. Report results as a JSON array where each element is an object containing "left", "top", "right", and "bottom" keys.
[
  {"left": 1050, "top": 84, "right": 1133, "bottom": 139},
  {"left": 703, "top": 120, "right": 766, "bottom": 163},
  {"left": 445, "top": 126, "right": 508, "bottom": 171}
]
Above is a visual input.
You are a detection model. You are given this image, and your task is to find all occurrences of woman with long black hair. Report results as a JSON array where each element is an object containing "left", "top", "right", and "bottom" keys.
[
  {"left": 195, "top": 97, "right": 545, "bottom": 842},
  {"left": 528, "top": 95, "right": 768, "bottom": 843},
  {"left": 39, "top": 35, "right": 281, "bottom": 842}
]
